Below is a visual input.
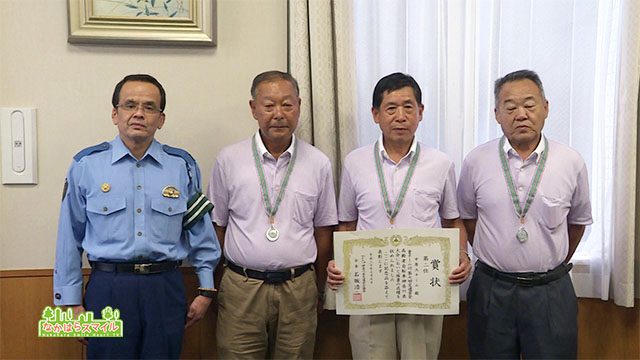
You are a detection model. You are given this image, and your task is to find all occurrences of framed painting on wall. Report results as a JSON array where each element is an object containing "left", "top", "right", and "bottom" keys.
[{"left": 67, "top": 0, "right": 216, "bottom": 46}]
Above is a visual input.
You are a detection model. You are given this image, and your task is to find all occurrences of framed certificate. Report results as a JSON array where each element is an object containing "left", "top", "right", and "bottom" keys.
[{"left": 334, "top": 228, "right": 460, "bottom": 315}]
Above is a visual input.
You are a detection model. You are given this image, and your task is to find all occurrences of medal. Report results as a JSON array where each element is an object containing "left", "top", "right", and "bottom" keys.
[
  {"left": 252, "top": 135, "right": 297, "bottom": 242},
  {"left": 516, "top": 227, "right": 528, "bottom": 242},
  {"left": 374, "top": 141, "right": 420, "bottom": 227},
  {"left": 498, "top": 136, "right": 548, "bottom": 244},
  {"left": 266, "top": 225, "right": 280, "bottom": 242}
]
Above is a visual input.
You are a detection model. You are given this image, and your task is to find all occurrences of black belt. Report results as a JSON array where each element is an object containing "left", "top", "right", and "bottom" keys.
[
  {"left": 226, "top": 260, "right": 312, "bottom": 284},
  {"left": 90, "top": 261, "right": 181, "bottom": 274},
  {"left": 476, "top": 261, "right": 572, "bottom": 287}
]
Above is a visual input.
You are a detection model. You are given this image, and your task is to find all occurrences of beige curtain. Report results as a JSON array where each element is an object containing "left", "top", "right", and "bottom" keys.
[
  {"left": 287, "top": 0, "right": 358, "bottom": 181},
  {"left": 608, "top": 0, "right": 639, "bottom": 307},
  {"left": 287, "top": 0, "right": 358, "bottom": 310}
]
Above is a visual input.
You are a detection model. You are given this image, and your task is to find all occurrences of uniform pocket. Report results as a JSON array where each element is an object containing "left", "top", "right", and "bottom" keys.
[
  {"left": 86, "top": 195, "right": 127, "bottom": 242},
  {"left": 411, "top": 187, "right": 440, "bottom": 222},
  {"left": 150, "top": 197, "right": 187, "bottom": 242},
  {"left": 293, "top": 191, "right": 317, "bottom": 227},
  {"left": 538, "top": 195, "right": 570, "bottom": 230}
]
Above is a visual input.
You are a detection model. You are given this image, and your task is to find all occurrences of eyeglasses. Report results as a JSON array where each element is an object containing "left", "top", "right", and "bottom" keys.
[{"left": 116, "top": 102, "right": 162, "bottom": 114}]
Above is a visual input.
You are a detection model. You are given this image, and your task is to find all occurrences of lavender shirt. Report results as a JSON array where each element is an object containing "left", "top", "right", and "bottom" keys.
[
  {"left": 207, "top": 132, "right": 337, "bottom": 270},
  {"left": 457, "top": 136, "right": 593, "bottom": 272},
  {"left": 339, "top": 137, "right": 459, "bottom": 230}
]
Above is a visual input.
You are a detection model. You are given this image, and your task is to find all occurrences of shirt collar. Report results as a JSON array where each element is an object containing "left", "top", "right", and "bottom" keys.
[
  {"left": 254, "top": 130, "right": 296, "bottom": 160},
  {"left": 111, "top": 136, "right": 163, "bottom": 165},
  {"left": 377, "top": 134, "right": 418, "bottom": 163},
  {"left": 502, "top": 133, "right": 546, "bottom": 164}
]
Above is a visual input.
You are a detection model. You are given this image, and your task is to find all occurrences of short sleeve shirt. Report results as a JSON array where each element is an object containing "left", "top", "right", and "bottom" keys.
[
  {"left": 207, "top": 133, "right": 338, "bottom": 270},
  {"left": 339, "top": 138, "right": 459, "bottom": 230},
  {"left": 457, "top": 137, "right": 593, "bottom": 272}
]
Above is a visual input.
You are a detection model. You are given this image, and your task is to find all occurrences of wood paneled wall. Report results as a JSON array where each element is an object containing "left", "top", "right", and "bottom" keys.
[{"left": 1, "top": 269, "right": 638, "bottom": 359}]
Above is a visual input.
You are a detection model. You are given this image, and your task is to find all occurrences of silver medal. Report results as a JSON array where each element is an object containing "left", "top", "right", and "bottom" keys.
[
  {"left": 266, "top": 225, "right": 280, "bottom": 242},
  {"left": 516, "top": 227, "right": 528, "bottom": 243}
]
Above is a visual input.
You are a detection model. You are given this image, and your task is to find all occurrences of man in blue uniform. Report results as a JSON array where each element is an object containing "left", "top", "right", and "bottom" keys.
[{"left": 53, "top": 74, "right": 221, "bottom": 359}]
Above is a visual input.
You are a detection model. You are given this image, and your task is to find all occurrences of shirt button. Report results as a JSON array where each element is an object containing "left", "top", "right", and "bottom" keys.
[
  {"left": 137, "top": 185, "right": 142, "bottom": 190},
  {"left": 137, "top": 231, "right": 142, "bottom": 236},
  {"left": 518, "top": 186, "right": 524, "bottom": 191},
  {"left": 520, "top": 167, "right": 525, "bottom": 172},
  {"left": 136, "top": 208, "right": 142, "bottom": 213},
  {"left": 102, "top": 207, "right": 108, "bottom": 212},
  {"left": 136, "top": 163, "right": 141, "bottom": 168},
  {"left": 168, "top": 207, "right": 173, "bottom": 212}
]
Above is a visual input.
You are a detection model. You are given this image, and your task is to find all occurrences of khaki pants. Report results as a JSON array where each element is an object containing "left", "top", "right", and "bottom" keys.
[
  {"left": 349, "top": 314, "right": 443, "bottom": 359},
  {"left": 216, "top": 267, "right": 318, "bottom": 359}
]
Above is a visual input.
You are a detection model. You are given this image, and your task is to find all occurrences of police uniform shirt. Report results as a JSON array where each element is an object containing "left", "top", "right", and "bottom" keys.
[{"left": 54, "top": 136, "right": 220, "bottom": 306}]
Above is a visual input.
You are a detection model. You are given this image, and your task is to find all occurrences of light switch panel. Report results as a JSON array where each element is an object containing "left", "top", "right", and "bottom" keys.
[{"left": 1, "top": 108, "right": 37, "bottom": 184}]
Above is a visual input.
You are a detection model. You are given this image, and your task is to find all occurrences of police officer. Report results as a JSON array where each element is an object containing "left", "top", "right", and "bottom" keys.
[{"left": 53, "top": 74, "right": 221, "bottom": 359}]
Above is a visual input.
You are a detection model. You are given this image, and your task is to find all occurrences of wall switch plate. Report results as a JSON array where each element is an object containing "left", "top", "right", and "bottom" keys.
[{"left": 1, "top": 108, "right": 38, "bottom": 184}]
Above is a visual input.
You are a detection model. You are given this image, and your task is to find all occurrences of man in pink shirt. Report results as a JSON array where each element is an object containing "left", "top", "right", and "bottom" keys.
[
  {"left": 207, "top": 70, "right": 337, "bottom": 358},
  {"left": 457, "top": 69, "right": 593, "bottom": 359},
  {"left": 327, "top": 72, "right": 472, "bottom": 359}
]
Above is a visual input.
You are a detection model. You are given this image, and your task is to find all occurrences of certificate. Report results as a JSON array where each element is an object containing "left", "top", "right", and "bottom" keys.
[{"left": 334, "top": 228, "right": 459, "bottom": 315}]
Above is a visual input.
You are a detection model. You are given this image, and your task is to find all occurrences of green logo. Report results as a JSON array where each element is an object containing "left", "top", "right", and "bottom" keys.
[{"left": 38, "top": 306, "right": 123, "bottom": 337}]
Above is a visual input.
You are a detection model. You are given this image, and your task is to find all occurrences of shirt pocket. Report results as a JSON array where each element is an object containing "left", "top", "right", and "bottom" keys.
[
  {"left": 538, "top": 195, "right": 571, "bottom": 230},
  {"left": 86, "top": 195, "right": 127, "bottom": 242},
  {"left": 150, "top": 197, "right": 187, "bottom": 242},
  {"left": 411, "top": 187, "right": 440, "bottom": 223},
  {"left": 293, "top": 191, "right": 317, "bottom": 227}
]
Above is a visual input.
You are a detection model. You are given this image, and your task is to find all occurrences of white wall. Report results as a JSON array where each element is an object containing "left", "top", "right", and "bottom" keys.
[{"left": 0, "top": 0, "right": 288, "bottom": 269}]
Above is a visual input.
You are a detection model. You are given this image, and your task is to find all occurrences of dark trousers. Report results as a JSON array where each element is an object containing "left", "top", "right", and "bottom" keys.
[
  {"left": 84, "top": 268, "right": 187, "bottom": 359},
  {"left": 467, "top": 264, "right": 578, "bottom": 359}
]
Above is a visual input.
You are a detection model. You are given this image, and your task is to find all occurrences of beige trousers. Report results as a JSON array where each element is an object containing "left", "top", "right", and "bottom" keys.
[
  {"left": 349, "top": 314, "right": 444, "bottom": 359},
  {"left": 216, "top": 267, "right": 318, "bottom": 359}
]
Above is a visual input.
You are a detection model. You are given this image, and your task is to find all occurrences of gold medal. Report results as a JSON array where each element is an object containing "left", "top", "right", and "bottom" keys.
[
  {"left": 162, "top": 186, "right": 180, "bottom": 198},
  {"left": 101, "top": 183, "right": 111, "bottom": 192}
]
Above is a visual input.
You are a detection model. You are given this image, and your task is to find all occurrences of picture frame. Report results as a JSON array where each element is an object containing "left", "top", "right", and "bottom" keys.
[{"left": 67, "top": 0, "right": 216, "bottom": 46}]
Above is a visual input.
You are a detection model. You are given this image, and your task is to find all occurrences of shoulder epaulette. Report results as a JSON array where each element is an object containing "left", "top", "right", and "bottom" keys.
[
  {"left": 73, "top": 142, "right": 110, "bottom": 161},
  {"left": 162, "top": 145, "right": 196, "bottom": 168}
]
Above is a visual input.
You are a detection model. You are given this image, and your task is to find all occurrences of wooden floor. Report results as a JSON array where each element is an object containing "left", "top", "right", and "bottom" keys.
[{"left": 1, "top": 269, "right": 638, "bottom": 359}]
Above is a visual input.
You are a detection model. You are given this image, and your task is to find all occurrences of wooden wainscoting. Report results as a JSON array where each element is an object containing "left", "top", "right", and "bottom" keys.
[{"left": 1, "top": 269, "right": 638, "bottom": 359}]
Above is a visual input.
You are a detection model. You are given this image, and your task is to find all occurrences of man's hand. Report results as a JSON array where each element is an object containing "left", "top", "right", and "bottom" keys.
[
  {"left": 327, "top": 260, "right": 344, "bottom": 290},
  {"left": 448, "top": 251, "right": 472, "bottom": 284},
  {"left": 185, "top": 295, "right": 212, "bottom": 329},
  {"left": 67, "top": 305, "right": 88, "bottom": 345}
]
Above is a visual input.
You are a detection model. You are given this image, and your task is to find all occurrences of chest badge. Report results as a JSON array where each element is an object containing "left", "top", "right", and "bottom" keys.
[
  {"left": 101, "top": 183, "right": 111, "bottom": 192},
  {"left": 162, "top": 186, "right": 180, "bottom": 198}
]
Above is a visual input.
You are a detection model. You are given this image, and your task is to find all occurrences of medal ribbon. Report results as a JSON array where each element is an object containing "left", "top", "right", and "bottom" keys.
[
  {"left": 374, "top": 141, "right": 421, "bottom": 224},
  {"left": 498, "top": 136, "right": 548, "bottom": 222},
  {"left": 251, "top": 136, "right": 297, "bottom": 222}
]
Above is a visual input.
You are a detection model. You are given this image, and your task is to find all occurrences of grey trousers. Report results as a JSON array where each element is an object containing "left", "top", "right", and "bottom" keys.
[{"left": 467, "top": 264, "right": 578, "bottom": 359}]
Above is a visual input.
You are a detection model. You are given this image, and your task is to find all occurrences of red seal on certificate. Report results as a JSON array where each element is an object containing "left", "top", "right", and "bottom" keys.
[{"left": 353, "top": 293, "right": 363, "bottom": 302}]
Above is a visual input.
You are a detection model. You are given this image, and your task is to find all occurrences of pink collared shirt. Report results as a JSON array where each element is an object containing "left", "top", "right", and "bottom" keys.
[
  {"left": 339, "top": 137, "right": 459, "bottom": 230},
  {"left": 457, "top": 136, "right": 593, "bottom": 272},
  {"left": 207, "top": 132, "right": 338, "bottom": 270}
]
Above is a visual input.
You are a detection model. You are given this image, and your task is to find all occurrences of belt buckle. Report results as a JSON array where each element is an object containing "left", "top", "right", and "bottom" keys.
[
  {"left": 264, "top": 271, "right": 287, "bottom": 284},
  {"left": 134, "top": 263, "right": 152, "bottom": 274},
  {"left": 516, "top": 276, "right": 534, "bottom": 286}
]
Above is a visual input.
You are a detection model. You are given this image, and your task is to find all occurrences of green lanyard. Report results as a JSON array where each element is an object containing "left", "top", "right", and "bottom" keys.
[
  {"left": 374, "top": 141, "right": 420, "bottom": 226},
  {"left": 498, "top": 136, "right": 548, "bottom": 241},
  {"left": 251, "top": 136, "right": 297, "bottom": 226}
]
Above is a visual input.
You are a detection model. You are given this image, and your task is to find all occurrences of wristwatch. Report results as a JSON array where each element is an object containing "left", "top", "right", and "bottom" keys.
[{"left": 198, "top": 288, "right": 217, "bottom": 299}]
